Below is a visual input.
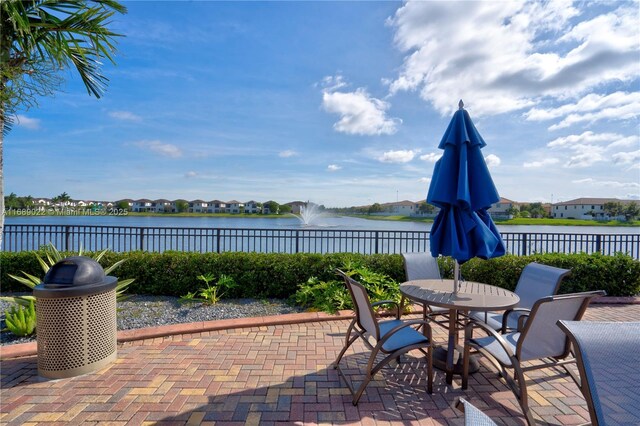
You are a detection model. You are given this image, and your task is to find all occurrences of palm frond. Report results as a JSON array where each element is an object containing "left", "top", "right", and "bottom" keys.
[
  {"left": 0, "top": 295, "right": 37, "bottom": 308},
  {"left": 7, "top": 272, "right": 40, "bottom": 289},
  {"left": 36, "top": 252, "right": 51, "bottom": 274},
  {"left": 103, "top": 257, "right": 126, "bottom": 275}
]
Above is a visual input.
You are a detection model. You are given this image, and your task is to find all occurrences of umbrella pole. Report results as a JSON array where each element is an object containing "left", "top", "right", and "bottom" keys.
[{"left": 453, "top": 261, "right": 459, "bottom": 294}]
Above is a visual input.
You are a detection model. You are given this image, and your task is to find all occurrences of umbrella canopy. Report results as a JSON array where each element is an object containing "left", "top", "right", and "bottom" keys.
[{"left": 427, "top": 100, "right": 505, "bottom": 264}]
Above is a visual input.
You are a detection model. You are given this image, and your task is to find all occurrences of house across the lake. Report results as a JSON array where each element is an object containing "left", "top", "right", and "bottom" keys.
[{"left": 551, "top": 198, "right": 637, "bottom": 220}]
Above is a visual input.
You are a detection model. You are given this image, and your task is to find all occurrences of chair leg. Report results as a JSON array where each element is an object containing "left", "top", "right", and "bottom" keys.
[
  {"left": 427, "top": 346, "right": 433, "bottom": 394},
  {"left": 334, "top": 319, "right": 359, "bottom": 368},
  {"left": 352, "top": 347, "right": 382, "bottom": 405},
  {"left": 513, "top": 364, "right": 537, "bottom": 426},
  {"left": 462, "top": 341, "right": 470, "bottom": 390}
]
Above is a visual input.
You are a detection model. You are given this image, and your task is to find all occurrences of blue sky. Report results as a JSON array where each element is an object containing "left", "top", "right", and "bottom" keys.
[{"left": 6, "top": 0, "right": 640, "bottom": 207}]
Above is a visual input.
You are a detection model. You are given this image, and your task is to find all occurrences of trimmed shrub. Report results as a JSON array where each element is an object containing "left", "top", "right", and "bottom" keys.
[
  {"left": 458, "top": 252, "right": 640, "bottom": 297},
  {"left": 1, "top": 251, "right": 638, "bottom": 298}
]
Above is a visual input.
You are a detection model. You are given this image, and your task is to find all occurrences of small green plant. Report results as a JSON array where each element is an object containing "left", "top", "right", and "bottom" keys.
[
  {"left": 4, "top": 300, "right": 36, "bottom": 337},
  {"left": 294, "top": 262, "right": 400, "bottom": 314},
  {"left": 2, "top": 243, "right": 134, "bottom": 308},
  {"left": 180, "top": 273, "right": 238, "bottom": 305},
  {"left": 178, "top": 291, "right": 199, "bottom": 304}
]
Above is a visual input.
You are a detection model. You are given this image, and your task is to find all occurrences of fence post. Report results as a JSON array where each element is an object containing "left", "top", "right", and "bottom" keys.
[
  {"left": 375, "top": 231, "right": 379, "bottom": 254},
  {"left": 216, "top": 228, "right": 221, "bottom": 253},
  {"left": 521, "top": 233, "right": 528, "bottom": 256},
  {"left": 595, "top": 234, "right": 602, "bottom": 254},
  {"left": 63, "top": 226, "right": 71, "bottom": 252},
  {"left": 139, "top": 228, "right": 145, "bottom": 251},
  {"left": 295, "top": 230, "right": 299, "bottom": 254}
]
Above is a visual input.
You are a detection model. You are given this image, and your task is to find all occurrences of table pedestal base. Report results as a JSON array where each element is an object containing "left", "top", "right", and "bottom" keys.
[{"left": 433, "top": 347, "right": 479, "bottom": 376}]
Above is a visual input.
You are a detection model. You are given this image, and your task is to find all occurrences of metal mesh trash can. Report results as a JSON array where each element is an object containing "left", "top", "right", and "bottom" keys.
[{"left": 33, "top": 256, "right": 117, "bottom": 379}]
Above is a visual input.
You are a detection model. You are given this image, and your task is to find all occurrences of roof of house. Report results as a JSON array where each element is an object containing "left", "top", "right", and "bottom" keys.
[
  {"left": 553, "top": 197, "right": 637, "bottom": 206},
  {"left": 383, "top": 200, "right": 417, "bottom": 207}
]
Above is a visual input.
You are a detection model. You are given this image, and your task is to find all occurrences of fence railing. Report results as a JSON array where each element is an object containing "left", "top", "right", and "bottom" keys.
[{"left": 2, "top": 224, "right": 639, "bottom": 259}]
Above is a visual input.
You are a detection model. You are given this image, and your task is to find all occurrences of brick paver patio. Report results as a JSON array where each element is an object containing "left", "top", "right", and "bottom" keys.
[{"left": 1, "top": 302, "right": 638, "bottom": 425}]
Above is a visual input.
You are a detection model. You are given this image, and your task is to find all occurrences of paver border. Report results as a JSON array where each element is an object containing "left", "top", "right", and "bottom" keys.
[{"left": 1, "top": 296, "right": 636, "bottom": 361}]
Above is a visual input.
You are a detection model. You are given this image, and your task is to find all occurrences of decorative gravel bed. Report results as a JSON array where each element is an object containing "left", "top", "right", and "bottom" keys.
[{"left": 0, "top": 294, "right": 304, "bottom": 346}]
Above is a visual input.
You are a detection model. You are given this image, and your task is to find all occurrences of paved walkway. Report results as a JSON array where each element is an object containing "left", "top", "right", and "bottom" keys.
[{"left": 1, "top": 303, "right": 638, "bottom": 425}]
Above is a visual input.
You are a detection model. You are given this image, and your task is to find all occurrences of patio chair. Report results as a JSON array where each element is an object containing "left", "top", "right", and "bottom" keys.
[
  {"left": 462, "top": 290, "right": 606, "bottom": 426},
  {"left": 401, "top": 252, "right": 449, "bottom": 323},
  {"left": 455, "top": 398, "right": 498, "bottom": 426},
  {"left": 557, "top": 320, "right": 640, "bottom": 426},
  {"left": 468, "top": 262, "right": 571, "bottom": 332},
  {"left": 333, "top": 269, "right": 434, "bottom": 405}
]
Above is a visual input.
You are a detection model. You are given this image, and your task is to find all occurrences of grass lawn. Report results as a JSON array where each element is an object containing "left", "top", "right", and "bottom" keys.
[
  {"left": 494, "top": 218, "right": 640, "bottom": 226},
  {"left": 352, "top": 215, "right": 639, "bottom": 227}
]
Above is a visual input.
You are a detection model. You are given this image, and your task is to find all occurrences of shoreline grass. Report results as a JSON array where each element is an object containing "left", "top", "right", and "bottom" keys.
[{"left": 348, "top": 214, "right": 639, "bottom": 227}]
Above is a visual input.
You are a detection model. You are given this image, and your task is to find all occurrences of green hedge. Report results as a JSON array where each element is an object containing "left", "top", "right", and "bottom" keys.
[{"left": 1, "top": 251, "right": 638, "bottom": 298}]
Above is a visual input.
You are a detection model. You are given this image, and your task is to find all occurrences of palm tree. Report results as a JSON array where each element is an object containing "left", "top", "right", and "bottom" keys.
[{"left": 0, "top": 0, "right": 127, "bottom": 247}]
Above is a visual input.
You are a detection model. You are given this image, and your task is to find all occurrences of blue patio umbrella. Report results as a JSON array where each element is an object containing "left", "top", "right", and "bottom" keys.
[{"left": 427, "top": 100, "right": 505, "bottom": 291}]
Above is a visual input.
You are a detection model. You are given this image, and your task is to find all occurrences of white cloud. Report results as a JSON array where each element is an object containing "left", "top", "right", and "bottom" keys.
[
  {"left": 15, "top": 114, "right": 40, "bottom": 130},
  {"left": 327, "top": 164, "right": 342, "bottom": 172},
  {"left": 135, "top": 140, "right": 182, "bottom": 158},
  {"left": 612, "top": 150, "right": 640, "bottom": 165},
  {"left": 317, "top": 75, "right": 348, "bottom": 92},
  {"left": 572, "top": 177, "right": 640, "bottom": 189},
  {"left": 606, "top": 136, "right": 639, "bottom": 150},
  {"left": 419, "top": 153, "right": 441, "bottom": 162},
  {"left": 378, "top": 149, "right": 417, "bottom": 163},
  {"left": 549, "top": 100, "right": 640, "bottom": 130},
  {"left": 546, "top": 132, "right": 639, "bottom": 169},
  {"left": 418, "top": 177, "right": 431, "bottom": 184},
  {"left": 547, "top": 131, "right": 621, "bottom": 148},
  {"left": 565, "top": 144, "right": 605, "bottom": 168},
  {"left": 321, "top": 75, "right": 401, "bottom": 135},
  {"left": 525, "top": 92, "right": 640, "bottom": 130},
  {"left": 185, "top": 171, "right": 198, "bottom": 178},
  {"left": 484, "top": 154, "right": 501, "bottom": 167},
  {"left": 387, "top": 2, "right": 639, "bottom": 118},
  {"left": 523, "top": 158, "right": 560, "bottom": 168},
  {"left": 109, "top": 111, "right": 142, "bottom": 122},
  {"left": 279, "top": 150, "right": 298, "bottom": 158}
]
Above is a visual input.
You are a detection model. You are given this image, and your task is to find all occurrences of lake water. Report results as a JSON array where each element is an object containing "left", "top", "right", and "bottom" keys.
[{"left": 5, "top": 214, "right": 639, "bottom": 234}]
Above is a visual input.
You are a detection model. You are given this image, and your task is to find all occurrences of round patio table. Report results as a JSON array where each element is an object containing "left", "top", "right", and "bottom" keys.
[{"left": 400, "top": 279, "right": 520, "bottom": 384}]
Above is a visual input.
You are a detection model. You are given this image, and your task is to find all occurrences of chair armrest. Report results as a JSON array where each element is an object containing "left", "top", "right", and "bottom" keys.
[
  {"left": 501, "top": 308, "right": 532, "bottom": 333},
  {"left": 516, "top": 314, "right": 530, "bottom": 332},
  {"left": 465, "top": 319, "right": 517, "bottom": 360},
  {"left": 371, "top": 300, "right": 400, "bottom": 319}
]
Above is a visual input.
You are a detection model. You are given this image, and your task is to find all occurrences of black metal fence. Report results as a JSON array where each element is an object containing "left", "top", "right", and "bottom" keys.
[{"left": 2, "top": 224, "right": 639, "bottom": 259}]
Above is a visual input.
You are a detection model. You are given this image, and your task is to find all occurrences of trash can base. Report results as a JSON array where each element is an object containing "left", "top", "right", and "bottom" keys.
[{"left": 38, "top": 350, "right": 117, "bottom": 379}]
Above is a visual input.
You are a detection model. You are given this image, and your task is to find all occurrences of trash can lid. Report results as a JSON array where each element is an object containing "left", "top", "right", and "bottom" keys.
[
  {"left": 34, "top": 256, "right": 117, "bottom": 298},
  {"left": 44, "top": 256, "right": 105, "bottom": 287}
]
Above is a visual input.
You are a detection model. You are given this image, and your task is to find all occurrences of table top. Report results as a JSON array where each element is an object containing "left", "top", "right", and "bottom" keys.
[{"left": 400, "top": 279, "right": 520, "bottom": 311}]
